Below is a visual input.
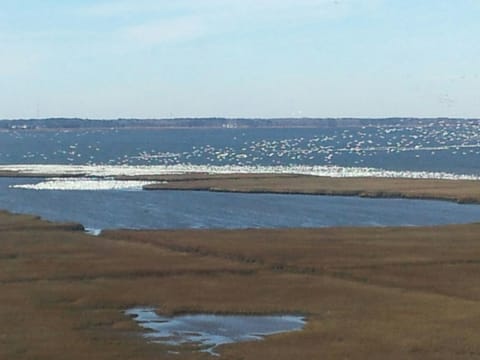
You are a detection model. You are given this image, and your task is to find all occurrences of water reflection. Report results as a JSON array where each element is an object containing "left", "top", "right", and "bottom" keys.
[{"left": 126, "top": 307, "right": 306, "bottom": 356}]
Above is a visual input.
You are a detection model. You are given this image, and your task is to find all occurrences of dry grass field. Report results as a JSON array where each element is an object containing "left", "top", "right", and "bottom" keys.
[{"left": 2, "top": 208, "right": 480, "bottom": 359}]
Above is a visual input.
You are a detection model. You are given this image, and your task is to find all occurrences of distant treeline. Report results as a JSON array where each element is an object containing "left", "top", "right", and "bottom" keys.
[{"left": 0, "top": 118, "right": 479, "bottom": 130}]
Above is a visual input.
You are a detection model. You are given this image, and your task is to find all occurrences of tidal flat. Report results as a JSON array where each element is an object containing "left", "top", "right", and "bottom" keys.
[{"left": 2, "top": 206, "right": 480, "bottom": 359}]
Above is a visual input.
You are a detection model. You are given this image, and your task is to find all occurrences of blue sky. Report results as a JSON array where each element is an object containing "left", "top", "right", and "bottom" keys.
[{"left": 1, "top": 0, "right": 479, "bottom": 119}]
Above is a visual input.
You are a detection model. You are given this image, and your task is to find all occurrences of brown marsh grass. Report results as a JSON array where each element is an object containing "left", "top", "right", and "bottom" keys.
[
  {"left": 2, "top": 210, "right": 480, "bottom": 358},
  {"left": 138, "top": 174, "right": 480, "bottom": 204}
]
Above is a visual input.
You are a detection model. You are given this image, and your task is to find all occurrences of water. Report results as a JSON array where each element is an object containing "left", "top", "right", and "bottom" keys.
[
  {"left": 1, "top": 178, "right": 480, "bottom": 230},
  {"left": 126, "top": 308, "right": 306, "bottom": 356},
  {"left": 1, "top": 124, "right": 480, "bottom": 175},
  {"left": 1, "top": 125, "right": 480, "bottom": 230}
]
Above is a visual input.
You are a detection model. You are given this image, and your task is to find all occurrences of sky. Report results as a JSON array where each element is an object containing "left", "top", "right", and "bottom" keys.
[{"left": 1, "top": 0, "right": 479, "bottom": 119}]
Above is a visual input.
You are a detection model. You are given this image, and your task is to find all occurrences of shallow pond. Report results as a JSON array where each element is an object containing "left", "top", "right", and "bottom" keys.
[{"left": 126, "top": 308, "right": 306, "bottom": 356}]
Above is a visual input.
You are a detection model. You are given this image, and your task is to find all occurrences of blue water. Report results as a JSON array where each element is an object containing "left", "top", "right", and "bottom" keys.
[
  {"left": 1, "top": 124, "right": 480, "bottom": 175},
  {"left": 1, "top": 125, "right": 479, "bottom": 229},
  {"left": 1, "top": 178, "right": 479, "bottom": 230}
]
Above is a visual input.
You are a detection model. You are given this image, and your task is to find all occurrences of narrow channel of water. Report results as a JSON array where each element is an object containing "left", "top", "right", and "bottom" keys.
[{"left": 1, "top": 177, "right": 480, "bottom": 230}]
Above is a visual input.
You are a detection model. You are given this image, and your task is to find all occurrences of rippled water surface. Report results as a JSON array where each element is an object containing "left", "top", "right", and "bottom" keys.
[
  {"left": 1, "top": 125, "right": 479, "bottom": 230},
  {"left": 1, "top": 178, "right": 480, "bottom": 230},
  {"left": 1, "top": 124, "right": 479, "bottom": 175}
]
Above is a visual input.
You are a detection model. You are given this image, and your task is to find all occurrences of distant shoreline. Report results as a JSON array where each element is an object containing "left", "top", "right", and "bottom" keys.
[{"left": 1, "top": 117, "right": 480, "bottom": 131}]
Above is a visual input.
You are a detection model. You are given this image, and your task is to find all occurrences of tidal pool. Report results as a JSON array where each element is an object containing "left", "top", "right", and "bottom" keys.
[{"left": 126, "top": 308, "right": 306, "bottom": 356}]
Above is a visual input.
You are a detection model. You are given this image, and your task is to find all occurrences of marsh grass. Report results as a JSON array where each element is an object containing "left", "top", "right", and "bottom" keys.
[
  {"left": 139, "top": 174, "right": 480, "bottom": 204},
  {"left": 2, "top": 210, "right": 480, "bottom": 359}
]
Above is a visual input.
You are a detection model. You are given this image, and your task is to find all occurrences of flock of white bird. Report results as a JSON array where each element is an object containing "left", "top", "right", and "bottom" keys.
[{"left": 2, "top": 122, "right": 480, "bottom": 190}]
